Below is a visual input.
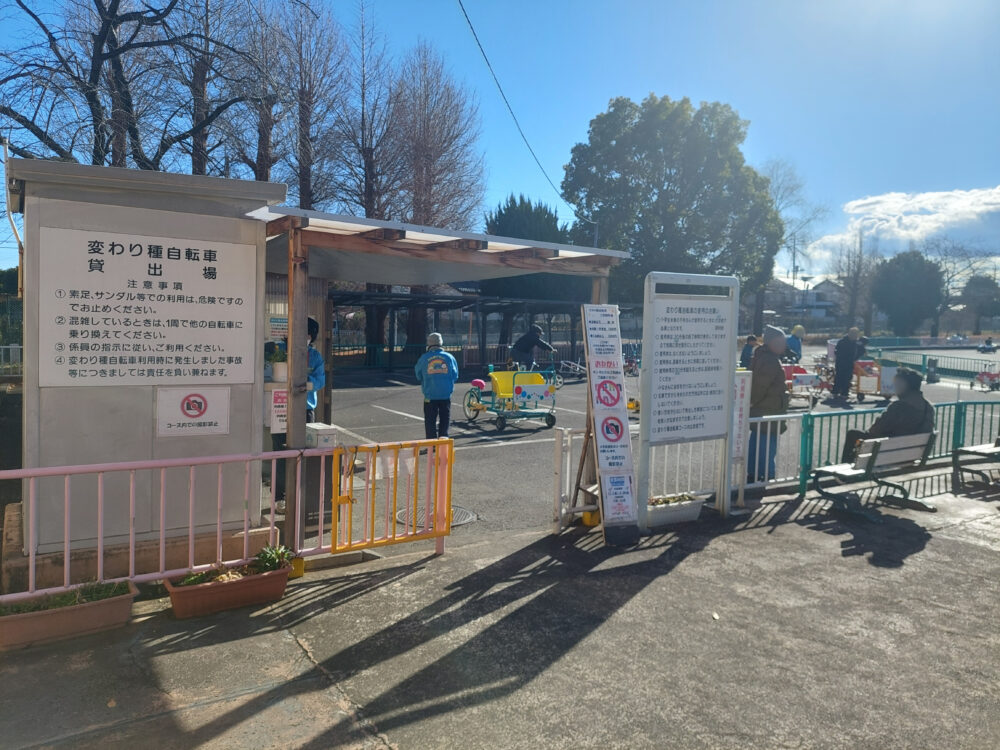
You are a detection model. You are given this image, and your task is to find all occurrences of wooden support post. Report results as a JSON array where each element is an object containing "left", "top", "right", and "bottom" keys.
[
  {"left": 284, "top": 219, "right": 308, "bottom": 550},
  {"left": 583, "top": 273, "right": 609, "bottom": 493},
  {"left": 477, "top": 301, "right": 487, "bottom": 373}
]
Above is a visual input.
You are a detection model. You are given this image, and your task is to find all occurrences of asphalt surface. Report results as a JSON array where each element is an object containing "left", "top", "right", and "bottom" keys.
[
  {"left": 2, "top": 484, "right": 998, "bottom": 749},
  {"left": 3, "top": 353, "right": 1000, "bottom": 748}
]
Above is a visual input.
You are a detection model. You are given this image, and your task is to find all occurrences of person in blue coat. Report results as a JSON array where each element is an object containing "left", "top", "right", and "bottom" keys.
[
  {"left": 271, "top": 316, "right": 327, "bottom": 502},
  {"left": 786, "top": 325, "right": 805, "bottom": 363},
  {"left": 415, "top": 332, "right": 459, "bottom": 439}
]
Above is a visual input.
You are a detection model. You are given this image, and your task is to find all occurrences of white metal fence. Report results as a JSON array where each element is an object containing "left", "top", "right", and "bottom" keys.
[{"left": 0, "top": 344, "right": 21, "bottom": 376}]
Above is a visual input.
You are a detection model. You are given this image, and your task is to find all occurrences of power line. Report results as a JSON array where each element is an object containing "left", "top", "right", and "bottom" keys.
[{"left": 455, "top": 0, "right": 597, "bottom": 238}]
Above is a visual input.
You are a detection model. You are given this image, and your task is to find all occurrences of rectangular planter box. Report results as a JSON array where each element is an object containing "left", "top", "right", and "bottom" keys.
[
  {"left": 0, "top": 581, "right": 138, "bottom": 651},
  {"left": 646, "top": 498, "right": 705, "bottom": 528},
  {"left": 164, "top": 567, "right": 291, "bottom": 619}
]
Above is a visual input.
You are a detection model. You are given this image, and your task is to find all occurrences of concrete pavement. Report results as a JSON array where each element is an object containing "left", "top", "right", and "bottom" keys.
[{"left": 2, "top": 480, "right": 999, "bottom": 749}]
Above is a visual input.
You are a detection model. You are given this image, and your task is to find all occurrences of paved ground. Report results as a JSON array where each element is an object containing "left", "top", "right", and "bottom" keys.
[{"left": 2, "top": 479, "right": 998, "bottom": 749}]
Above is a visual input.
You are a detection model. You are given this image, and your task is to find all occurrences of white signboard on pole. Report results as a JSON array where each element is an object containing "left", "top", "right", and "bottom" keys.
[
  {"left": 638, "top": 273, "right": 739, "bottom": 526},
  {"left": 38, "top": 227, "right": 256, "bottom": 387},
  {"left": 156, "top": 386, "right": 231, "bottom": 436},
  {"left": 731, "top": 371, "right": 752, "bottom": 461},
  {"left": 583, "top": 304, "right": 639, "bottom": 545}
]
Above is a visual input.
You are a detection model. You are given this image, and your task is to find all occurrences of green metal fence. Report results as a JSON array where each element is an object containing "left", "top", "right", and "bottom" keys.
[
  {"left": 795, "top": 400, "right": 1000, "bottom": 493},
  {"left": 876, "top": 350, "right": 992, "bottom": 379}
]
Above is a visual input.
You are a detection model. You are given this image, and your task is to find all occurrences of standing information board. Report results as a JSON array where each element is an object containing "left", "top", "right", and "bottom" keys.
[
  {"left": 731, "top": 370, "right": 752, "bottom": 509},
  {"left": 638, "top": 273, "right": 739, "bottom": 527},
  {"left": 583, "top": 304, "right": 640, "bottom": 546}
]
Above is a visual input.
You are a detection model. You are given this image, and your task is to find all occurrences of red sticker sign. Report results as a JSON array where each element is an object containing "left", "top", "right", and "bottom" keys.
[
  {"left": 601, "top": 416, "right": 624, "bottom": 442},
  {"left": 180, "top": 393, "right": 208, "bottom": 419},
  {"left": 595, "top": 379, "right": 621, "bottom": 407}
]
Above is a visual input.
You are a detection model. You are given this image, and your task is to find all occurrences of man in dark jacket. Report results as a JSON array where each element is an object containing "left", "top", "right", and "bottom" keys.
[
  {"left": 510, "top": 324, "right": 555, "bottom": 369},
  {"left": 840, "top": 368, "right": 935, "bottom": 461},
  {"left": 748, "top": 325, "right": 789, "bottom": 481},
  {"left": 832, "top": 327, "right": 860, "bottom": 398}
]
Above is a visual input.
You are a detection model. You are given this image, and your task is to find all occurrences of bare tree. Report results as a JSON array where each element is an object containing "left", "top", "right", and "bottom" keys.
[
  {"left": 0, "top": 0, "right": 241, "bottom": 170},
  {"left": 331, "top": 0, "right": 404, "bottom": 219},
  {"left": 920, "top": 236, "right": 991, "bottom": 338},
  {"left": 831, "top": 229, "right": 880, "bottom": 334},
  {"left": 160, "top": 0, "right": 246, "bottom": 175},
  {"left": 213, "top": 0, "right": 285, "bottom": 181},
  {"left": 330, "top": 2, "right": 405, "bottom": 363},
  {"left": 759, "top": 158, "right": 825, "bottom": 331},
  {"left": 395, "top": 41, "right": 483, "bottom": 345},
  {"left": 276, "top": 2, "right": 346, "bottom": 210},
  {"left": 396, "top": 41, "right": 484, "bottom": 228}
]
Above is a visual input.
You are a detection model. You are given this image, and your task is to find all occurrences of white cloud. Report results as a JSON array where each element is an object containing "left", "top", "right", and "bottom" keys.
[{"left": 806, "top": 185, "right": 1000, "bottom": 270}]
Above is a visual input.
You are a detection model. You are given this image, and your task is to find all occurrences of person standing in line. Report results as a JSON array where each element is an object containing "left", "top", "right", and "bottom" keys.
[
  {"left": 786, "top": 325, "right": 805, "bottom": 363},
  {"left": 748, "top": 325, "right": 789, "bottom": 482},
  {"left": 415, "top": 332, "right": 459, "bottom": 439},
  {"left": 833, "top": 327, "right": 861, "bottom": 399},
  {"left": 739, "top": 335, "right": 757, "bottom": 369}
]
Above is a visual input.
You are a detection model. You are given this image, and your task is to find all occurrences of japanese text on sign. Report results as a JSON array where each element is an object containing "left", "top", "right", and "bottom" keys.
[
  {"left": 584, "top": 304, "right": 638, "bottom": 525},
  {"left": 39, "top": 228, "right": 256, "bottom": 387},
  {"left": 646, "top": 299, "right": 731, "bottom": 443}
]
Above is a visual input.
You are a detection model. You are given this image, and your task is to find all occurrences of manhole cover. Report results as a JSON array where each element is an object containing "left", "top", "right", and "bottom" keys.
[{"left": 396, "top": 505, "right": 476, "bottom": 528}]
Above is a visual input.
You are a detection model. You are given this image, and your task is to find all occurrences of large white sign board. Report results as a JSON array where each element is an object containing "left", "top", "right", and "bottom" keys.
[
  {"left": 156, "top": 386, "right": 231, "bottom": 436},
  {"left": 645, "top": 296, "right": 731, "bottom": 444},
  {"left": 638, "top": 273, "right": 739, "bottom": 525},
  {"left": 39, "top": 227, "right": 256, "bottom": 386},
  {"left": 583, "top": 304, "right": 639, "bottom": 545}
]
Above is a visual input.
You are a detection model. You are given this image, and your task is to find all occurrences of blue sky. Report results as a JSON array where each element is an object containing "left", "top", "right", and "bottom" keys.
[{"left": 3, "top": 0, "right": 1000, "bottom": 274}]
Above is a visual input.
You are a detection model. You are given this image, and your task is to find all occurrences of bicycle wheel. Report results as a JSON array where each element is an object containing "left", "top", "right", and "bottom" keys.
[
  {"left": 463, "top": 389, "right": 481, "bottom": 421},
  {"left": 553, "top": 372, "right": 564, "bottom": 389}
]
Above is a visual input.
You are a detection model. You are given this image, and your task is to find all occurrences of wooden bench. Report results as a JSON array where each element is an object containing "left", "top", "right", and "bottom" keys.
[
  {"left": 812, "top": 432, "right": 937, "bottom": 521},
  {"left": 951, "top": 436, "right": 1000, "bottom": 490}
]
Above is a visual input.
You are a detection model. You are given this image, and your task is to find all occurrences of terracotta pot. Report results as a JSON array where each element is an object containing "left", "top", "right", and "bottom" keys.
[
  {"left": 0, "top": 581, "right": 138, "bottom": 651},
  {"left": 163, "top": 566, "right": 291, "bottom": 619}
]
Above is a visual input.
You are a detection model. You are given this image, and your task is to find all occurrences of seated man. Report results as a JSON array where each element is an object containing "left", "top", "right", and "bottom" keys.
[{"left": 840, "top": 367, "right": 934, "bottom": 462}]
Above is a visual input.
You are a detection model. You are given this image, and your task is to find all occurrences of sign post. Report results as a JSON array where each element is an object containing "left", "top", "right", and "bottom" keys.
[
  {"left": 731, "top": 370, "right": 752, "bottom": 509},
  {"left": 637, "top": 272, "right": 739, "bottom": 528},
  {"left": 582, "top": 304, "right": 640, "bottom": 546}
]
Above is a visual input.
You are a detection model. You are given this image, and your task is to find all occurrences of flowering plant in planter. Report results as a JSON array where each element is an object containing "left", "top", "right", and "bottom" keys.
[
  {"left": 164, "top": 545, "right": 295, "bottom": 619},
  {"left": 0, "top": 580, "right": 138, "bottom": 650}
]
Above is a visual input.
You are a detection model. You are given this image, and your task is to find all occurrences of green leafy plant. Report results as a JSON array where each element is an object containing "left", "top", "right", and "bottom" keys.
[
  {"left": 0, "top": 581, "right": 130, "bottom": 616},
  {"left": 267, "top": 346, "right": 287, "bottom": 364},
  {"left": 254, "top": 544, "right": 294, "bottom": 572}
]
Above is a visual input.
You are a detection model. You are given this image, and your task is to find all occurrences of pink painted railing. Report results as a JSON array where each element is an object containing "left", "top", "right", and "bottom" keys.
[{"left": 0, "top": 439, "right": 453, "bottom": 603}]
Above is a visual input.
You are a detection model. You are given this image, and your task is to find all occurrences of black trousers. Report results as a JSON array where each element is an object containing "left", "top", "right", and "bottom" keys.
[
  {"left": 270, "top": 408, "right": 316, "bottom": 501},
  {"left": 832, "top": 365, "right": 853, "bottom": 397},
  {"left": 841, "top": 428, "right": 867, "bottom": 463},
  {"left": 423, "top": 399, "right": 451, "bottom": 439}
]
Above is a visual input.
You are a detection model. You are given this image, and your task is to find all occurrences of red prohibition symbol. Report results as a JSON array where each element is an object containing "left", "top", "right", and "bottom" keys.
[
  {"left": 181, "top": 393, "right": 208, "bottom": 419},
  {"left": 595, "top": 379, "right": 621, "bottom": 407},
  {"left": 601, "top": 416, "right": 624, "bottom": 442}
]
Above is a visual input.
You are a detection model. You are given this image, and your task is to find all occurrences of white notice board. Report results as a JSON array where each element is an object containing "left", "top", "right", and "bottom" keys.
[
  {"left": 583, "top": 305, "right": 639, "bottom": 537},
  {"left": 638, "top": 273, "right": 739, "bottom": 524},
  {"left": 38, "top": 227, "right": 256, "bottom": 387},
  {"left": 156, "top": 386, "right": 231, "bottom": 436},
  {"left": 731, "top": 370, "right": 751, "bottom": 461},
  {"left": 644, "top": 294, "right": 733, "bottom": 444}
]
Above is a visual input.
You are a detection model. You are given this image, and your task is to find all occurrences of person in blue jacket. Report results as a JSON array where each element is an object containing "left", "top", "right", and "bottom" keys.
[
  {"left": 271, "top": 316, "right": 326, "bottom": 501},
  {"left": 786, "top": 325, "right": 805, "bottom": 363},
  {"left": 415, "top": 332, "right": 459, "bottom": 439}
]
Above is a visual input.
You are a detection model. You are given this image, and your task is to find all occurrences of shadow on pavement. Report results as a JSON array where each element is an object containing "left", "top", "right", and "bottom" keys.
[{"left": 166, "top": 526, "right": 710, "bottom": 748}]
